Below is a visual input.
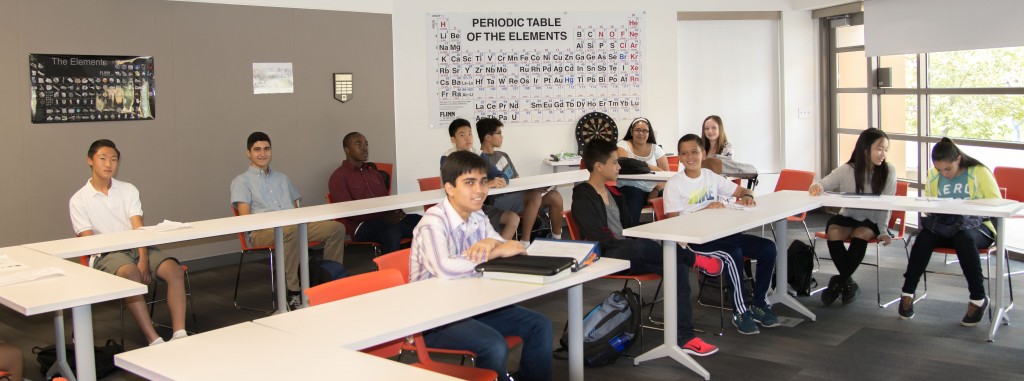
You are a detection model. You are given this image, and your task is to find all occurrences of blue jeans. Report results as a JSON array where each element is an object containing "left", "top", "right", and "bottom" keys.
[
  {"left": 619, "top": 186, "right": 651, "bottom": 222},
  {"left": 686, "top": 234, "right": 777, "bottom": 312},
  {"left": 353, "top": 214, "right": 421, "bottom": 254},
  {"left": 423, "top": 305, "right": 553, "bottom": 381}
]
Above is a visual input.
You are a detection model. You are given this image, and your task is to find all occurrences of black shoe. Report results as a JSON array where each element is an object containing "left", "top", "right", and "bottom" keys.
[
  {"left": 841, "top": 278, "right": 859, "bottom": 305},
  {"left": 898, "top": 295, "right": 915, "bottom": 319},
  {"left": 821, "top": 275, "right": 841, "bottom": 306},
  {"left": 961, "top": 297, "right": 989, "bottom": 327},
  {"left": 287, "top": 291, "right": 302, "bottom": 311}
]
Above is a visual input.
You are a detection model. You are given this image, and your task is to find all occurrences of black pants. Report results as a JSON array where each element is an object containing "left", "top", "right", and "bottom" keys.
[
  {"left": 606, "top": 238, "right": 697, "bottom": 342},
  {"left": 902, "top": 226, "right": 994, "bottom": 300}
]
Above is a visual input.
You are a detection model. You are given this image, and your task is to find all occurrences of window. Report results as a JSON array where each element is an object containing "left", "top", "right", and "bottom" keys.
[{"left": 822, "top": 15, "right": 1024, "bottom": 251}]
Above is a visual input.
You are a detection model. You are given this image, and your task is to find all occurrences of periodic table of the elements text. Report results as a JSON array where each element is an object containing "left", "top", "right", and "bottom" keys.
[{"left": 426, "top": 12, "right": 644, "bottom": 128}]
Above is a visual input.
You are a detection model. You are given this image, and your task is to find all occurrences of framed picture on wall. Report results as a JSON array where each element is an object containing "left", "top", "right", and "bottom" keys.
[{"left": 29, "top": 53, "right": 155, "bottom": 124}]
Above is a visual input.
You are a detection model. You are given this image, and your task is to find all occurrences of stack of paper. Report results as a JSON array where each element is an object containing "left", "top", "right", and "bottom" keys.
[{"left": 526, "top": 239, "right": 599, "bottom": 269}]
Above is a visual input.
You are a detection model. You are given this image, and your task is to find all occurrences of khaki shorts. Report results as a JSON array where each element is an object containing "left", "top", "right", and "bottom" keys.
[{"left": 94, "top": 247, "right": 177, "bottom": 276}]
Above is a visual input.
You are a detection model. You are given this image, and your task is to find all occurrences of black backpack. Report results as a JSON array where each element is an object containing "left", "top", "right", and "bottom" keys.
[
  {"left": 787, "top": 240, "right": 817, "bottom": 296},
  {"left": 555, "top": 287, "right": 641, "bottom": 367},
  {"left": 34, "top": 339, "right": 122, "bottom": 379}
]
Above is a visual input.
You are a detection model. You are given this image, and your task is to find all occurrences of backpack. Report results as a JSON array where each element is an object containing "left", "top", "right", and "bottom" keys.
[
  {"left": 307, "top": 251, "right": 348, "bottom": 287},
  {"left": 33, "top": 339, "right": 122, "bottom": 379},
  {"left": 555, "top": 287, "right": 641, "bottom": 367},
  {"left": 787, "top": 240, "right": 817, "bottom": 296},
  {"left": 617, "top": 158, "right": 651, "bottom": 175}
]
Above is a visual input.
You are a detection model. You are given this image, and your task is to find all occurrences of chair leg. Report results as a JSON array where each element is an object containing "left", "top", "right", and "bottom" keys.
[
  {"left": 146, "top": 268, "right": 199, "bottom": 334},
  {"left": 184, "top": 269, "right": 198, "bottom": 333},
  {"left": 233, "top": 249, "right": 277, "bottom": 313}
]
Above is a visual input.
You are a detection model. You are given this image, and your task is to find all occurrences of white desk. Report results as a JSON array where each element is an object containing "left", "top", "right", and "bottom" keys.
[
  {"left": 0, "top": 246, "right": 146, "bottom": 381},
  {"left": 622, "top": 191, "right": 821, "bottom": 380},
  {"left": 254, "top": 258, "right": 630, "bottom": 381},
  {"left": 22, "top": 170, "right": 590, "bottom": 311},
  {"left": 617, "top": 172, "right": 675, "bottom": 182},
  {"left": 818, "top": 194, "right": 1024, "bottom": 342},
  {"left": 115, "top": 322, "right": 460, "bottom": 381},
  {"left": 543, "top": 157, "right": 582, "bottom": 172}
]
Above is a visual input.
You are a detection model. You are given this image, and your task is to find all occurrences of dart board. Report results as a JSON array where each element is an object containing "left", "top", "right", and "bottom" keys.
[{"left": 575, "top": 112, "right": 618, "bottom": 154}]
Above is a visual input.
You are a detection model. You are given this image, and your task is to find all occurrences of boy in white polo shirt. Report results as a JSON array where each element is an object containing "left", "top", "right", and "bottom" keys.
[{"left": 69, "top": 139, "right": 188, "bottom": 346}]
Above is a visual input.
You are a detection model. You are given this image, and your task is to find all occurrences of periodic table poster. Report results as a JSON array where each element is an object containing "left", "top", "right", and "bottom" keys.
[{"left": 426, "top": 12, "right": 644, "bottom": 128}]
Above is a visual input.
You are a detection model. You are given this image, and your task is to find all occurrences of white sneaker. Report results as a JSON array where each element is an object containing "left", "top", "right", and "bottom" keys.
[{"left": 149, "top": 337, "right": 165, "bottom": 346}]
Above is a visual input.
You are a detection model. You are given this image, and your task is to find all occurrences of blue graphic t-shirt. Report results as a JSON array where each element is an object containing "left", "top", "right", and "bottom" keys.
[{"left": 936, "top": 170, "right": 970, "bottom": 200}]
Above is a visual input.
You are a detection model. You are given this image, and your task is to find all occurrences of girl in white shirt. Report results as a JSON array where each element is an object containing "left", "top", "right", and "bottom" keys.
[
  {"left": 616, "top": 117, "right": 669, "bottom": 220},
  {"left": 701, "top": 115, "right": 733, "bottom": 159}
]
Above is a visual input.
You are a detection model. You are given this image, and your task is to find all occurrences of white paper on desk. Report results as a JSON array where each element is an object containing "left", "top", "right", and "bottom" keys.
[
  {"left": 725, "top": 203, "right": 757, "bottom": 212},
  {"left": 0, "top": 254, "right": 27, "bottom": 273},
  {"left": 0, "top": 267, "right": 65, "bottom": 287},
  {"left": 140, "top": 220, "right": 193, "bottom": 232},
  {"left": 526, "top": 239, "right": 597, "bottom": 264}
]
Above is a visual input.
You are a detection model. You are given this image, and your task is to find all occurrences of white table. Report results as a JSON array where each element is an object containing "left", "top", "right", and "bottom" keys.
[
  {"left": 622, "top": 191, "right": 821, "bottom": 380},
  {"left": 254, "top": 258, "right": 630, "bottom": 381},
  {"left": 818, "top": 194, "right": 1024, "bottom": 341},
  {"left": 22, "top": 170, "right": 590, "bottom": 312},
  {"left": 543, "top": 157, "right": 582, "bottom": 172},
  {"left": 0, "top": 246, "right": 147, "bottom": 381},
  {"left": 115, "top": 322, "right": 460, "bottom": 381},
  {"left": 617, "top": 172, "right": 675, "bottom": 182}
]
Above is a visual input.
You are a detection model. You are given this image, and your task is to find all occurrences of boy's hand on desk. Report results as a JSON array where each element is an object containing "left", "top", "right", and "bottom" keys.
[
  {"left": 705, "top": 202, "right": 726, "bottom": 210},
  {"left": 736, "top": 195, "right": 756, "bottom": 207},
  {"left": 809, "top": 184, "right": 823, "bottom": 196},
  {"left": 464, "top": 239, "right": 500, "bottom": 262}
]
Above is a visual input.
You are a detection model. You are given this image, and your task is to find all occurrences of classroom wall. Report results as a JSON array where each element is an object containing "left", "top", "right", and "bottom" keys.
[
  {"left": 391, "top": 0, "right": 820, "bottom": 194},
  {"left": 0, "top": 0, "right": 395, "bottom": 261}
]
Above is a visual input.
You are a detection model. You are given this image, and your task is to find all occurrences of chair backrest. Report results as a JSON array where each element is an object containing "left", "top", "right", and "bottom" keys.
[
  {"left": 78, "top": 255, "right": 90, "bottom": 267},
  {"left": 888, "top": 181, "right": 910, "bottom": 237},
  {"left": 304, "top": 268, "right": 407, "bottom": 358},
  {"left": 774, "top": 169, "right": 816, "bottom": 192},
  {"left": 994, "top": 166, "right": 1024, "bottom": 202},
  {"left": 372, "top": 248, "right": 411, "bottom": 282},
  {"left": 579, "top": 161, "right": 587, "bottom": 170},
  {"left": 650, "top": 197, "right": 666, "bottom": 221},
  {"left": 418, "top": 176, "right": 442, "bottom": 212},
  {"left": 562, "top": 211, "right": 581, "bottom": 240},
  {"left": 375, "top": 163, "right": 395, "bottom": 193},
  {"left": 231, "top": 206, "right": 267, "bottom": 251}
]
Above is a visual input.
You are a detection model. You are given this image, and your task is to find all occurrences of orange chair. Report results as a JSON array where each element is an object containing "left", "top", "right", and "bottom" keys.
[
  {"left": 375, "top": 162, "right": 396, "bottom": 193},
  {"left": 666, "top": 155, "right": 679, "bottom": 172},
  {"left": 326, "top": 193, "right": 411, "bottom": 257},
  {"left": 372, "top": 248, "right": 523, "bottom": 366},
  {"left": 418, "top": 176, "right": 442, "bottom": 212},
  {"left": 563, "top": 210, "right": 667, "bottom": 346},
  {"left": 993, "top": 166, "right": 1024, "bottom": 202},
  {"left": 812, "top": 181, "right": 922, "bottom": 308},
  {"left": 305, "top": 269, "right": 498, "bottom": 381},
  {"left": 231, "top": 206, "right": 279, "bottom": 313}
]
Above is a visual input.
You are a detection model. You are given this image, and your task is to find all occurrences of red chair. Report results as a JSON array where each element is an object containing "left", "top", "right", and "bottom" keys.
[
  {"left": 372, "top": 249, "right": 522, "bottom": 366},
  {"left": 375, "top": 162, "right": 395, "bottom": 193},
  {"left": 418, "top": 177, "right": 442, "bottom": 212},
  {"left": 812, "top": 181, "right": 922, "bottom": 308},
  {"left": 231, "top": 206, "right": 321, "bottom": 312},
  {"left": 666, "top": 155, "right": 679, "bottom": 172},
  {"left": 305, "top": 269, "right": 498, "bottom": 381},
  {"left": 563, "top": 210, "right": 667, "bottom": 346}
]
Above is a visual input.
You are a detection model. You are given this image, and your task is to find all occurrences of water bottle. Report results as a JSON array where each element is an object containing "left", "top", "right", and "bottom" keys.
[{"left": 608, "top": 332, "right": 633, "bottom": 352}]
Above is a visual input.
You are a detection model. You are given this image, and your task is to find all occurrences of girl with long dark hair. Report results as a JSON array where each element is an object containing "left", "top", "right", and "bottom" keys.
[{"left": 809, "top": 128, "right": 896, "bottom": 306}]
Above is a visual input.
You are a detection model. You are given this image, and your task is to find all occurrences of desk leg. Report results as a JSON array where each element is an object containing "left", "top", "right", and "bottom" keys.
[
  {"left": 567, "top": 284, "right": 583, "bottom": 381},
  {"left": 47, "top": 310, "right": 77, "bottom": 381},
  {"left": 71, "top": 305, "right": 96, "bottom": 381},
  {"left": 298, "top": 223, "right": 310, "bottom": 308},
  {"left": 989, "top": 218, "right": 1011, "bottom": 342},
  {"left": 632, "top": 241, "right": 710, "bottom": 381},
  {"left": 273, "top": 227, "right": 289, "bottom": 314},
  {"left": 766, "top": 219, "right": 817, "bottom": 321}
]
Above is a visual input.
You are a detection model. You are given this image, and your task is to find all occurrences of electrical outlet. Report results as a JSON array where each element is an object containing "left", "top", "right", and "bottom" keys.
[{"left": 798, "top": 108, "right": 812, "bottom": 119}]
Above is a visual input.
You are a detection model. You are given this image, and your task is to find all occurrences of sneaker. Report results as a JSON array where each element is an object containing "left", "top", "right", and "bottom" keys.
[
  {"left": 821, "top": 275, "right": 842, "bottom": 306},
  {"left": 680, "top": 337, "right": 719, "bottom": 357},
  {"left": 287, "top": 291, "right": 302, "bottom": 311},
  {"left": 898, "top": 295, "right": 915, "bottom": 319},
  {"left": 732, "top": 311, "right": 760, "bottom": 335},
  {"left": 693, "top": 254, "right": 723, "bottom": 276},
  {"left": 750, "top": 305, "right": 780, "bottom": 328},
  {"left": 961, "top": 297, "right": 989, "bottom": 327},
  {"left": 841, "top": 278, "right": 859, "bottom": 305}
]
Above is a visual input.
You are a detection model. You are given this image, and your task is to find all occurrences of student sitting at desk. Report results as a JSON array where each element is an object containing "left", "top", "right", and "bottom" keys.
[
  {"left": 616, "top": 117, "right": 670, "bottom": 220},
  {"left": 69, "top": 139, "right": 188, "bottom": 345},
  {"left": 477, "top": 117, "right": 564, "bottom": 241},
  {"left": 0, "top": 341, "right": 23, "bottom": 381},
  {"left": 701, "top": 115, "right": 733, "bottom": 159},
  {"left": 664, "top": 134, "right": 779, "bottom": 335},
  {"left": 231, "top": 132, "right": 346, "bottom": 311},
  {"left": 898, "top": 138, "right": 1001, "bottom": 325},
  {"left": 572, "top": 138, "right": 722, "bottom": 356},
  {"left": 441, "top": 118, "right": 520, "bottom": 241},
  {"left": 809, "top": 128, "right": 896, "bottom": 307},
  {"left": 410, "top": 150, "right": 553, "bottom": 381},
  {"left": 328, "top": 132, "right": 421, "bottom": 254}
]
